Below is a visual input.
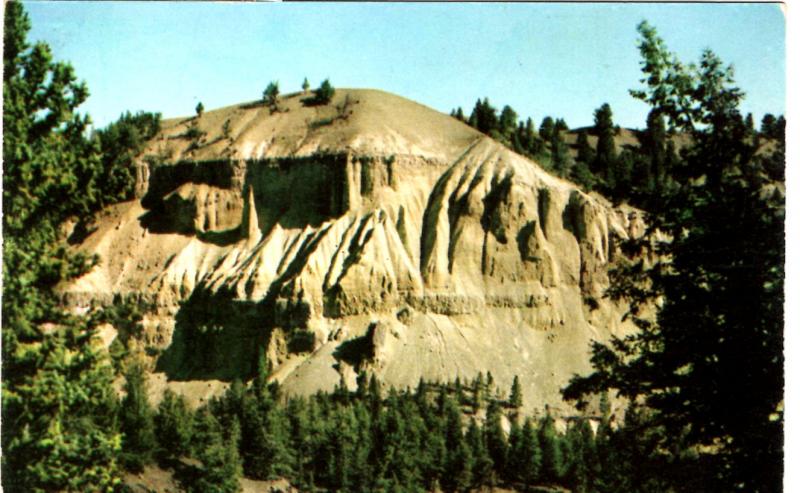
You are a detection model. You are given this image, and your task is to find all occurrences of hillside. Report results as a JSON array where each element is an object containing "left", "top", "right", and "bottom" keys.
[{"left": 64, "top": 88, "right": 645, "bottom": 413}]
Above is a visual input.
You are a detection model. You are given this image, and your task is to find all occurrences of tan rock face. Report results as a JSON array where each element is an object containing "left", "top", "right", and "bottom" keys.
[{"left": 66, "top": 89, "right": 643, "bottom": 412}]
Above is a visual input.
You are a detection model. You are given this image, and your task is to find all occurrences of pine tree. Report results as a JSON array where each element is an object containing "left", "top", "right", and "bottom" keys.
[
  {"left": 499, "top": 105, "right": 519, "bottom": 138},
  {"left": 155, "top": 389, "right": 194, "bottom": 459},
  {"left": 484, "top": 400, "right": 508, "bottom": 481},
  {"left": 592, "top": 103, "right": 618, "bottom": 191},
  {"left": 519, "top": 418, "right": 543, "bottom": 490},
  {"left": 469, "top": 98, "right": 499, "bottom": 135},
  {"left": 564, "top": 420, "right": 596, "bottom": 493},
  {"left": 263, "top": 80, "right": 280, "bottom": 107},
  {"left": 509, "top": 375, "right": 523, "bottom": 409},
  {"left": 120, "top": 361, "right": 157, "bottom": 472},
  {"left": 195, "top": 101, "right": 204, "bottom": 118},
  {"left": 471, "top": 372, "right": 484, "bottom": 412},
  {"left": 538, "top": 413, "right": 563, "bottom": 484},
  {"left": 454, "top": 376, "right": 465, "bottom": 405},
  {"left": 466, "top": 419, "right": 493, "bottom": 489},
  {"left": 565, "top": 20, "right": 784, "bottom": 492},
  {"left": 3, "top": 4, "right": 122, "bottom": 489},
  {"left": 315, "top": 78, "right": 335, "bottom": 104},
  {"left": 240, "top": 389, "right": 294, "bottom": 480},
  {"left": 302, "top": 77, "right": 310, "bottom": 93},
  {"left": 576, "top": 129, "right": 595, "bottom": 165},
  {"left": 550, "top": 127, "right": 571, "bottom": 177},
  {"left": 95, "top": 111, "right": 161, "bottom": 205},
  {"left": 190, "top": 409, "right": 242, "bottom": 493},
  {"left": 506, "top": 418, "right": 524, "bottom": 483},
  {"left": 539, "top": 116, "right": 555, "bottom": 142}
]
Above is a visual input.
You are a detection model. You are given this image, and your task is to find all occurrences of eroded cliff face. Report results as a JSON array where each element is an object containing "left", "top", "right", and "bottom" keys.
[{"left": 65, "top": 89, "right": 643, "bottom": 412}]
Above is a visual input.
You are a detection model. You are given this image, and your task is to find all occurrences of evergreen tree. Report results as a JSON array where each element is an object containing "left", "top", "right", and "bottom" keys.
[
  {"left": 538, "top": 413, "right": 563, "bottom": 484},
  {"left": 120, "top": 361, "right": 157, "bottom": 472},
  {"left": 469, "top": 98, "right": 500, "bottom": 135},
  {"left": 3, "top": 4, "right": 122, "bottom": 489},
  {"left": 454, "top": 376, "right": 465, "bottom": 405},
  {"left": 564, "top": 420, "right": 597, "bottom": 493},
  {"left": 484, "top": 400, "right": 508, "bottom": 481},
  {"left": 639, "top": 109, "right": 667, "bottom": 194},
  {"left": 499, "top": 105, "right": 519, "bottom": 138},
  {"left": 565, "top": 20, "right": 784, "bottom": 492},
  {"left": 263, "top": 80, "right": 280, "bottom": 107},
  {"left": 576, "top": 129, "right": 595, "bottom": 165},
  {"left": 509, "top": 375, "right": 523, "bottom": 408},
  {"left": 190, "top": 409, "right": 242, "bottom": 493},
  {"left": 444, "top": 440, "right": 474, "bottom": 493},
  {"left": 471, "top": 373, "right": 484, "bottom": 412},
  {"left": 550, "top": 126, "right": 571, "bottom": 177},
  {"left": 195, "top": 101, "right": 204, "bottom": 118},
  {"left": 592, "top": 103, "right": 618, "bottom": 191},
  {"left": 155, "top": 389, "right": 194, "bottom": 459},
  {"left": 519, "top": 418, "right": 543, "bottom": 490},
  {"left": 539, "top": 116, "right": 555, "bottom": 142},
  {"left": 240, "top": 389, "right": 294, "bottom": 480},
  {"left": 315, "top": 78, "right": 335, "bottom": 104},
  {"left": 572, "top": 130, "right": 598, "bottom": 190},
  {"left": 95, "top": 111, "right": 161, "bottom": 205},
  {"left": 302, "top": 77, "right": 310, "bottom": 93},
  {"left": 466, "top": 419, "right": 493, "bottom": 489},
  {"left": 505, "top": 418, "right": 524, "bottom": 483}
]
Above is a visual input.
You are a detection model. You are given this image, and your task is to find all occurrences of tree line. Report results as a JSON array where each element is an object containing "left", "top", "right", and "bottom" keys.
[
  {"left": 453, "top": 86, "right": 784, "bottom": 212},
  {"left": 121, "top": 362, "right": 672, "bottom": 493}
]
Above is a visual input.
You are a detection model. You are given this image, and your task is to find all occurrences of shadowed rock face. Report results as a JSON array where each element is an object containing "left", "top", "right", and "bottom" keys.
[{"left": 65, "top": 89, "right": 644, "bottom": 413}]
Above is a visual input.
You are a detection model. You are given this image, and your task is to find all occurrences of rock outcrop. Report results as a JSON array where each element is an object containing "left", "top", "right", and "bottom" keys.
[{"left": 64, "top": 89, "right": 644, "bottom": 412}]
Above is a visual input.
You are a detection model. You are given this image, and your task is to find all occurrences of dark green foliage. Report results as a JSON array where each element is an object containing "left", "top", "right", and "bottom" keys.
[
  {"left": 466, "top": 419, "right": 493, "bottom": 489},
  {"left": 485, "top": 400, "right": 508, "bottom": 481},
  {"left": 288, "top": 328, "right": 316, "bottom": 353},
  {"left": 518, "top": 418, "right": 543, "bottom": 489},
  {"left": 565, "top": 20, "right": 784, "bottom": 492},
  {"left": 263, "top": 80, "right": 280, "bottom": 107},
  {"left": 538, "top": 413, "right": 564, "bottom": 484},
  {"left": 469, "top": 98, "right": 499, "bottom": 134},
  {"left": 120, "top": 361, "right": 157, "bottom": 472},
  {"left": 760, "top": 113, "right": 785, "bottom": 141},
  {"left": 302, "top": 77, "right": 310, "bottom": 93},
  {"left": 95, "top": 110, "right": 161, "bottom": 205},
  {"left": 499, "top": 105, "right": 519, "bottom": 136},
  {"left": 315, "top": 78, "right": 335, "bottom": 104},
  {"left": 575, "top": 129, "right": 594, "bottom": 165},
  {"left": 2, "top": 4, "right": 123, "bottom": 489},
  {"left": 549, "top": 123, "right": 571, "bottom": 177},
  {"left": 539, "top": 116, "right": 555, "bottom": 142},
  {"left": 509, "top": 375, "right": 523, "bottom": 408},
  {"left": 144, "top": 373, "right": 621, "bottom": 492},
  {"left": 240, "top": 389, "right": 295, "bottom": 480},
  {"left": 195, "top": 101, "right": 204, "bottom": 117},
  {"left": 592, "top": 103, "right": 618, "bottom": 191},
  {"left": 450, "top": 106, "right": 466, "bottom": 122},
  {"left": 155, "top": 389, "right": 193, "bottom": 459},
  {"left": 189, "top": 409, "right": 242, "bottom": 493}
]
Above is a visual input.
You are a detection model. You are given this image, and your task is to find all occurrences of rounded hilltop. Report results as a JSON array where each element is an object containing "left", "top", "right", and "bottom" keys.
[{"left": 148, "top": 88, "right": 482, "bottom": 164}]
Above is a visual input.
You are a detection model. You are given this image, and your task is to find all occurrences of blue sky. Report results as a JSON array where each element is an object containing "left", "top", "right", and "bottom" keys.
[{"left": 24, "top": 2, "right": 785, "bottom": 130}]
